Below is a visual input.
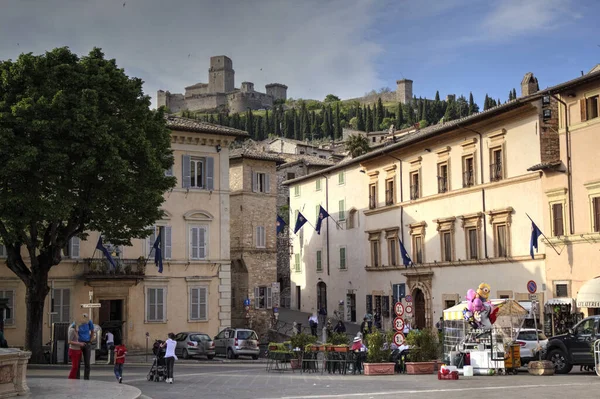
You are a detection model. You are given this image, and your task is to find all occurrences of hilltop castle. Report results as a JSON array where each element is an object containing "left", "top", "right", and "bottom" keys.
[{"left": 157, "top": 56, "right": 288, "bottom": 114}]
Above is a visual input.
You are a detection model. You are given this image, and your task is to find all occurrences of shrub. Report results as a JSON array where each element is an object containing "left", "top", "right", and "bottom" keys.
[
  {"left": 405, "top": 329, "right": 440, "bottom": 362},
  {"left": 366, "top": 329, "right": 391, "bottom": 363},
  {"left": 327, "top": 332, "right": 350, "bottom": 346},
  {"left": 290, "top": 333, "right": 317, "bottom": 351}
]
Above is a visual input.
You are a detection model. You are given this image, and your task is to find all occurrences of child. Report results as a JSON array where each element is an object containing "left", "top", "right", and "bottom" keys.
[{"left": 114, "top": 343, "right": 127, "bottom": 383}]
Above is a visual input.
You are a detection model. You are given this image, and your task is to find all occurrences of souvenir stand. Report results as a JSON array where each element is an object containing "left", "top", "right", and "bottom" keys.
[{"left": 443, "top": 299, "right": 528, "bottom": 375}]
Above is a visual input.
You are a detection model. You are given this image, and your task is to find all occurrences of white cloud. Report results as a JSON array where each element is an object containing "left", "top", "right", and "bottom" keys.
[{"left": 0, "top": 0, "right": 383, "bottom": 107}]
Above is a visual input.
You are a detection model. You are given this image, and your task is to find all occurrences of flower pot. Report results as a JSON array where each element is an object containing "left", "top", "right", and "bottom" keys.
[
  {"left": 363, "top": 362, "right": 395, "bottom": 375},
  {"left": 290, "top": 359, "right": 302, "bottom": 369},
  {"left": 406, "top": 361, "right": 437, "bottom": 375},
  {"left": 333, "top": 346, "right": 349, "bottom": 353}
]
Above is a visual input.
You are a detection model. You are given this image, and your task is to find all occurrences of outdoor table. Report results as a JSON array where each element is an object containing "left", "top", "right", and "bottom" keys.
[
  {"left": 325, "top": 347, "right": 351, "bottom": 374},
  {"left": 266, "top": 351, "right": 294, "bottom": 372},
  {"left": 301, "top": 350, "right": 325, "bottom": 374}
]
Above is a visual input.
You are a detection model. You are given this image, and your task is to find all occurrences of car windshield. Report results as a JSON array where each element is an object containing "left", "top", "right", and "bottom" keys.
[
  {"left": 237, "top": 330, "right": 258, "bottom": 340},
  {"left": 190, "top": 334, "right": 210, "bottom": 342},
  {"left": 518, "top": 331, "right": 547, "bottom": 341}
]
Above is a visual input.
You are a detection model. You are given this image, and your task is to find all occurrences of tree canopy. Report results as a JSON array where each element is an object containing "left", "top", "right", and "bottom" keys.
[
  {"left": 345, "top": 134, "right": 370, "bottom": 158},
  {"left": 0, "top": 47, "right": 175, "bottom": 361}
]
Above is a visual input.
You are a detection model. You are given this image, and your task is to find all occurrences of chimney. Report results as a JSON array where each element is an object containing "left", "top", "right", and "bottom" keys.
[{"left": 521, "top": 72, "right": 539, "bottom": 97}]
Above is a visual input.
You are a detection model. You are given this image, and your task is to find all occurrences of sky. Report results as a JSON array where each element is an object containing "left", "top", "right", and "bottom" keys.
[{"left": 0, "top": 0, "right": 598, "bottom": 109}]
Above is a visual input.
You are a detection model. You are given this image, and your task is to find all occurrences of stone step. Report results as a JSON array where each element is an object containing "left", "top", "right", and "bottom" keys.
[{"left": 27, "top": 378, "right": 142, "bottom": 399}]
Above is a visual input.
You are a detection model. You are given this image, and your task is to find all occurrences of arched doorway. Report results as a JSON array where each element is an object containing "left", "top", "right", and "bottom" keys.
[
  {"left": 413, "top": 288, "right": 426, "bottom": 329},
  {"left": 317, "top": 282, "right": 327, "bottom": 312}
]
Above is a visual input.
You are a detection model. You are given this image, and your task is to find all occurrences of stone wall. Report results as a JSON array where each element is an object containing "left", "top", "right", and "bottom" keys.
[
  {"left": 265, "top": 84, "right": 288, "bottom": 102},
  {"left": 228, "top": 91, "right": 273, "bottom": 113},
  {"left": 185, "top": 84, "right": 210, "bottom": 96},
  {"left": 538, "top": 97, "right": 560, "bottom": 163}
]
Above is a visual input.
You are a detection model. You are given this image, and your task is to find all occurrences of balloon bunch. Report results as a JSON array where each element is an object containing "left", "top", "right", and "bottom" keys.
[{"left": 462, "top": 283, "right": 498, "bottom": 330}]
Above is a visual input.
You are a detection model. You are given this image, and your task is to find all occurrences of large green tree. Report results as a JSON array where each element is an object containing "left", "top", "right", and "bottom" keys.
[
  {"left": 0, "top": 47, "right": 175, "bottom": 362},
  {"left": 345, "top": 134, "right": 370, "bottom": 158}
]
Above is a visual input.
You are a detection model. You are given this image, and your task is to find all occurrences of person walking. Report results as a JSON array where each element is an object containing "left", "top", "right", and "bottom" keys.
[
  {"left": 435, "top": 317, "right": 443, "bottom": 333},
  {"left": 308, "top": 313, "right": 319, "bottom": 337},
  {"left": 333, "top": 320, "right": 346, "bottom": 334},
  {"left": 113, "top": 342, "right": 127, "bottom": 383},
  {"left": 67, "top": 323, "right": 84, "bottom": 379},
  {"left": 160, "top": 333, "right": 178, "bottom": 384},
  {"left": 105, "top": 331, "right": 115, "bottom": 364},
  {"left": 360, "top": 317, "right": 370, "bottom": 337},
  {"left": 71, "top": 313, "right": 96, "bottom": 380}
]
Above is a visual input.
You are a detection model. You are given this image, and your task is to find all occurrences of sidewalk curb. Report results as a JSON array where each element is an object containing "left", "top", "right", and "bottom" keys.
[{"left": 28, "top": 359, "right": 267, "bottom": 370}]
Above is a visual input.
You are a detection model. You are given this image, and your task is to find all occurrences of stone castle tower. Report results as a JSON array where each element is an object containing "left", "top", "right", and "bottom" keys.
[
  {"left": 208, "top": 56, "right": 235, "bottom": 93},
  {"left": 396, "top": 79, "right": 413, "bottom": 104}
]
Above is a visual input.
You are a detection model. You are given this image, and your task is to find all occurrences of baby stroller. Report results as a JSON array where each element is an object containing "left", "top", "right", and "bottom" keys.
[{"left": 147, "top": 340, "right": 167, "bottom": 382}]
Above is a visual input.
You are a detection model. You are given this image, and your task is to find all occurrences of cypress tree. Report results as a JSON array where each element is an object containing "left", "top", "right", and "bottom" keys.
[
  {"left": 421, "top": 100, "right": 428, "bottom": 122},
  {"left": 404, "top": 103, "right": 414, "bottom": 125},
  {"left": 292, "top": 109, "right": 300, "bottom": 140},
  {"left": 444, "top": 98, "right": 458, "bottom": 121},
  {"left": 365, "top": 105, "right": 372, "bottom": 133},
  {"left": 396, "top": 102, "right": 404, "bottom": 128},
  {"left": 301, "top": 103, "right": 310, "bottom": 140},
  {"left": 245, "top": 110, "right": 254, "bottom": 137},
  {"left": 512, "top": 88, "right": 517, "bottom": 100},
  {"left": 265, "top": 110, "right": 270, "bottom": 136},
  {"left": 334, "top": 102, "right": 342, "bottom": 140},
  {"left": 377, "top": 97, "right": 384, "bottom": 128},
  {"left": 483, "top": 94, "right": 490, "bottom": 111},
  {"left": 327, "top": 105, "right": 334, "bottom": 138},
  {"left": 357, "top": 105, "right": 365, "bottom": 131}
]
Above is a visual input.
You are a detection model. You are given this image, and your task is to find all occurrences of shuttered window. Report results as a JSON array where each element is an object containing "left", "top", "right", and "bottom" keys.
[
  {"left": 51, "top": 288, "right": 70, "bottom": 324},
  {"left": 190, "top": 287, "right": 208, "bottom": 321},
  {"left": 182, "top": 155, "right": 214, "bottom": 190},
  {"left": 146, "top": 287, "right": 165, "bottom": 322},
  {"left": 0, "top": 290, "right": 15, "bottom": 325},
  {"left": 552, "top": 203, "right": 564, "bottom": 236},
  {"left": 594, "top": 197, "right": 600, "bottom": 233},
  {"left": 316, "top": 250, "right": 322, "bottom": 272},
  {"left": 255, "top": 226, "right": 266, "bottom": 248},
  {"left": 253, "top": 172, "right": 270, "bottom": 193},
  {"left": 147, "top": 226, "right": 172, "bottom": 259},
  {"left": 190, "top": 226, "right": 208, "bottom": 260},
  {"left": 339, "top": 247, "right": 346, "bottom": 269},
  {"left": 254, "top": 286, "right": 272, "bottom": 309}
]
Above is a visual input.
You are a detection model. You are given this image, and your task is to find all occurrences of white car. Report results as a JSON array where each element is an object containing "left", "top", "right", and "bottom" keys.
[{"left": 515, "top": 329, "right": 548, "bottom": 364}]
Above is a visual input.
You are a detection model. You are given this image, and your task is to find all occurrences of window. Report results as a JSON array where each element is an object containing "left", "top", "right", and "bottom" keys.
[
  {"left": 388, "top": 237, "right": 398, "bottom": 266},
  {"left": 182, "top": 155, "right": 214, "bottom": 190},
  {"left": 147, "top": 226, "right": 172, "bottom": 259},
  {"left": 294, "top": 185, "right": 300, "bottom": 197},
  {"left": 51, "top": 288, "right": 70, "bottom": 324},
  {"left": 254, "top": 286, "right": 273, "bottom": 309},
  {"left": 316, "top": 178, "right": 322, "bottom": 191},
  {"left": 146, "top": 287, "right": 165, "bottom": 322},
  {"left": 442, "top": 231, "right": 452, "bottom": 262},
  {"left": 410, "top": 171, "right": 420, "bottom": 200},
  {"left": 0, "top": 290, "right": 14, "bottom": 325},
  {"left": 438, "top": 163, "right": 448, "bottom": 193},
  {"left": 294, "top": 253, "right": 301, "bottom": 272},
  {"left": 413, "top": 235, "right": 424, "bottom": 264},
  {"left": 445, "top": 300, "right": 456, "bottom": 309},
  {"left": 253, "top": 172, "right": 270, "bottom": 193},
  {"left": 467, "top": 227, "right": 479, "bottom": 260},
  {"left": 369, "top": 232, "right": 381, "bottom": 267},
  {"left": 495, "top": 224, "right": 508, "bottom": 257},
  {"left": 347, "top": 209, "right": 357, "bottom": 229},
  {"left": 594, "top": 197, "right": 600, "bottom": 232},
  {"left": 372, "top": 137, "right": 376, "bottom": 143},
  {"left": 191, "top": 158, "right": 204, "bottom": 188},
  {"left": 555, "top": 283, "right": 568, "bottom": 297},
  {"left": 581, "top": 95, "right": 599, "bottom": 121},
  {"left": 165, "top": 165, "right": 174, "bottom": 177},
  {"left": 189, "top": 287, "right": 208, "bottom": 321},
  {"left": 463, "top": 156, "right": 475, "bottom": 187},
  {"left": 63, "top": 237, "right": 80, "bottom": 259},
  {"left": 575, "top": 318, "right": 595, "bottom": 335},
  {"left": 338, "top": 172, "right": 345, "bottom": 185},
  {"left": 316, "top": 250, "right": 322, "bottom": 272},
  {"left": 490, "top": 148, "right": 503, "bottom": 182},
  {"left": 255, "top": 226, "right": 266, "bottom": 248},
  {"left": 385, "top": 179, "right": 394, "bottom": 206},
  {"left": 190, "top": 226, "right": 208, "bottom": 260},
  {"left": 339, "top": 247, "right": 346, "bottom": 269},
  {"left": 287, "top": 172, "right": 296, "bottom": 180},
  {"left": 369, "top": 183, "right": 377, "bottom": 209},
  {"left": 338, "top": 199, "right": 346, "bottom": 221},
  {"left": 552, "top": 203, "right": 564, "bottom": 236}
]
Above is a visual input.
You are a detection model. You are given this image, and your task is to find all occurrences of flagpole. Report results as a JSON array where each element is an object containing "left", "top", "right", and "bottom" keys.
[{"left": 525, "top": 213, "right": 562, "bottom": 256}]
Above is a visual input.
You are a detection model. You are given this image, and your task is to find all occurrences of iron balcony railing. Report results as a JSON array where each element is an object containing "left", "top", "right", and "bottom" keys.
[
  {"left": 437, "top": 176, "right": 448, "bottom": 193},
  {"left": 463, "top": 171, "right": 474, "bottom": 187},
  {"left": 82, "top": 258, "right": 146, "bottom": 277},
  {"left": 385, "top": 189, "right": 394, "bottom": 206},
  {"left": 490, "top": 162, "right": 503, "bottom": 182},
  {"left": 410, "top": 185, "right": 420, "bottom": 200}
]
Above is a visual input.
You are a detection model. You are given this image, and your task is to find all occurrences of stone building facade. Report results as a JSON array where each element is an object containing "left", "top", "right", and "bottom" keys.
[
  {"left": 157, "top": 55, "right": 288, "bottom": 114},
  {"left": 229, "top": 149, "right": 284, "bottom": 338}
]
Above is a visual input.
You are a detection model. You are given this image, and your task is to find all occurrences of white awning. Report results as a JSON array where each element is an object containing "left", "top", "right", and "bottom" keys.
[
  {"left": 546, "top": 298, "right": 576, "bottom": 306},
  {"left": 577, "top": 277, "right": 600, "bottom": 308}
]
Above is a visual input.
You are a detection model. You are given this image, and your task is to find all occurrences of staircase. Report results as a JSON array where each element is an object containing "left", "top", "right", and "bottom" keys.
[{"left": 271, "top": 308, "right": 361, "bottom": 340}]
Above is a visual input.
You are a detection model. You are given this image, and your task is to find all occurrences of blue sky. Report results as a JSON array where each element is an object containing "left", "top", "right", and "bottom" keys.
[{"left": 0, "top": 0, "right": 598, "bottom": 108}]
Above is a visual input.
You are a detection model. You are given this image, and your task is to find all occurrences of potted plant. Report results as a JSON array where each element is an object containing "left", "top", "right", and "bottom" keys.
[
  {"left": 289, "top": 333, "right": 316, "bottom": 369},
  {"left": 363, "top": 329, "right": 394, "bottom": 375},
  {"left": 405, "top": 329, "right": 441, "bottom": 375},
  {"left": 327, "top": 332, "right": 350, "bottom": 352}
]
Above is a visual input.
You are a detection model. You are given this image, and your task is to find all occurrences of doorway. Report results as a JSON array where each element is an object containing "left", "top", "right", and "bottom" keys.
[
  {"left": 317, "top": 282, "right": 327, "bottom": 312},
  {"left": 346, "top": 293, "right": 356, "bottom": 322},
  {"left": 413, "top": 289, "right": 426, "bottom": 329},
  {"left": 99, "top": 299, "right": 124, "bottom": 344},
  {"left": 296, "top": 286, "right": 301, "bottom": 311}
]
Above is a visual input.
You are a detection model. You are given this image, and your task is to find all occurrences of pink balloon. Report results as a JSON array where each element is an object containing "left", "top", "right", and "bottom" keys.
[
  {"left": 473, "top": 298, "right": 483, "bottom": 311},
  {"left": 466, "top": 289, "right": 476, "bottom": 301}
]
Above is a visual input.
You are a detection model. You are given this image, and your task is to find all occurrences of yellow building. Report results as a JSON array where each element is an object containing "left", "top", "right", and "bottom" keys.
[{"left": 0, "top": 116, "right": 248, "bottom": 349}]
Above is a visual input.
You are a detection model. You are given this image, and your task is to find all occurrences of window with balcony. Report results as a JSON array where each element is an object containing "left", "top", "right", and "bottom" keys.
[
  {"left": 467, "top": 227, "right": 479, "bottom": 260},
  {"left": 489, "top": 207, "right": 513, "bottom": 258},
  {"left": 461, "top": 212, "right": 482, "bottom": 261},
  {"left": 410, "top": 171, "right": 420, "bottom": 200},
  {"left": 552, "top": 203, "right": 564, "bottom": 237},
  {"left": 463, "top": 156, "right": 475, "bottom": 187},
  {"left": 412, "top": 235, "right": 423, "bottom": 264},
  {"left": 368, "top": 232, "right": 381, "bottom": 267},
  {"left": 369, "top": 183, "right": 377, "bottom": 209},
  {"left": 385, "top": 178, "right": 395, "bottom": 206},
  {"left": 490, "top": 147, "right": 503, "bottom": 182},
  {"left": 495, "top": 224, "right": 508, "bottom": 257},
  {"left": 437, "top": 162, "right": 449, "bottom": 193},
  {"left": 436, "top": 217, "right": 455, "bottom": 262}
]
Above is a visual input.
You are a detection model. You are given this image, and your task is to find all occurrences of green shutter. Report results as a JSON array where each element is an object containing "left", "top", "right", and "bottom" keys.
[
  {"left": 338, "top": 199, "right": 345, "bottom": 221},
  {"left": 340, "top": 247, "right": 346, "bottom": 269},
  {"left": 316, "top": 250, "right": 322, "bottom": 271}
]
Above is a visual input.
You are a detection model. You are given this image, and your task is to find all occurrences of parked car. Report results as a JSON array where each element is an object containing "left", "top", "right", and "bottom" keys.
[
  {"left": 515, "top": 329, "right": 548, "bottom": 365},
  {"left": 213, "top": 328, "right": 260, "bottom": 360},
  {"left": 544, "top": 315, "right": 600, "bottom": 374},
  {"left": 174, "top": 332, "right": 215, "bottom": 360}
]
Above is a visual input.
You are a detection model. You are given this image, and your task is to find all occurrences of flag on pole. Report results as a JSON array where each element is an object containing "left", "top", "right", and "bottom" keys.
[
  {"left": 294, "top": 212, "right": 307, "bottom": 234},
  {"left": 399, "top": 239, "right": 412, "bottom": 267},
  {"left": 153, "top": 233, "right": 163, "bottom": 273},
  {"left": 530, "top": 220, "right": 542, "bottom": 259},
  {"left": 315, "top": 206, "right": 330, "bottom": 235},
  {"left": 96, "top": 236, "right": 116, "bottom": 269},
  {"left": 276, "top": 215, "right": 287, "bottom": 235}
]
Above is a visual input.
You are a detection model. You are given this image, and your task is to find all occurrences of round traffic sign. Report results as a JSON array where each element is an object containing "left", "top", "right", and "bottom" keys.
[
  {"left": 393, "top": 332, "right": 405, "bottom": 346},
  {"left": 405, "top": 295, "right": 413, "bottom": 302},
  {"left": 405, "top": 305, "right": 413, "bottom": 314},
  {"left": 527, "top": 280, "right": 537, "bottom": 294},
  {"left": 394, "top": 302, "right": 404, "bottom": 317},
  {"left": 393, "top": 317, "right": 405, "bottom": 332}
]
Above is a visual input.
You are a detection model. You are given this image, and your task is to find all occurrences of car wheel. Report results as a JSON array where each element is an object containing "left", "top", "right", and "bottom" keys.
[
  {"left": 207, "top": 355, "right": 215, "bottom": 360},
  {"left": 548, "top": 349, "right": 573, "bottom": 374},
  {"left": 227, "top": 348, "right": 234, "bottom": 359},
  {"left": 252, "top": 355, "right": 259, "bottom": 360},
  {"left": 182, "top": 349, "right": 190, "bottom": 360}
]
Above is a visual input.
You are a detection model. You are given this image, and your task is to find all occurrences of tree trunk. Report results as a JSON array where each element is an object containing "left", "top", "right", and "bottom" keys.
[{"left": 25, "top": 273, "right": 50, "bottom": 364}]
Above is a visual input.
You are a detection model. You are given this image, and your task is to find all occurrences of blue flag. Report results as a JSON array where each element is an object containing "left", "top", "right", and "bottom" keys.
[
  {"left": 276, "top": 215, "right": 287, "bottom": 235},
  {"left": 96, "top": 236, "right": 116, "bottom": 269},
  {"left": 153, "top": 233, "right": 163, "bottom": 273},
  {"left": 530, "top": 220, "right": 542, "bottom": 259},
  {"left": 294, "top": 212, "right": 307, "bottom": 234},
  {"left": 399, "top": 239, "right": 412, "bottom": 267},
  {"left": 315, "top": 206, "right": 330, "bottom": 235}
]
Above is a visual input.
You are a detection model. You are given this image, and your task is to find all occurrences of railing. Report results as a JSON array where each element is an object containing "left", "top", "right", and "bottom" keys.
[
  {"left": 437, "top": 176, "right": 448, "bottom": 193},
  {"left": 369, "top": 196, "right": 377, "bottom": 209},
  {"left": 385, "top": 189, "right": 394, "bottom": 206},
  {"left": 82, "top": 258, "right": 146, "bottom": 277},
  {"left": 463, "top": 171, "right": 474, "bottom": 187},
  {"left": 490, "top": 162, "right": 503, "bottom": 182},
  {"left": 410, "top": 185, "right": 419, "bottom": 200}
]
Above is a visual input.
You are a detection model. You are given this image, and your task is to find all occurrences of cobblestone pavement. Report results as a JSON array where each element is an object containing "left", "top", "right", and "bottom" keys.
[{"left": 28, "top": 363, "right": 600, "bottom": 399}]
